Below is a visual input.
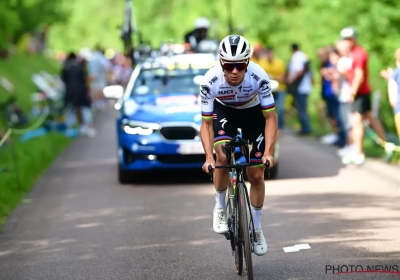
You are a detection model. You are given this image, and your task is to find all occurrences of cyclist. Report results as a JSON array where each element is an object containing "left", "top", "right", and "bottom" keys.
[{"left": 200, "top": 35, "right": 278, "bottom": 256}]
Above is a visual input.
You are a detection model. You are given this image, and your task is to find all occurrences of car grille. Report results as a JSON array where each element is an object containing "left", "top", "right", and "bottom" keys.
[
  {"left": 160, "top": 126, "right": 198, "bottom": 140},
  {"left": 122, "top": 147, "right": 205, "bottom": 165},
  {"left": 157, "top": 155, "right": 204, "bottom": 164}
]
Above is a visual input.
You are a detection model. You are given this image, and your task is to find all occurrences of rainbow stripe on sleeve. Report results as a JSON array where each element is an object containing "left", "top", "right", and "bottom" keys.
[
  {"left": 201, "top": 111, "right": 213, "bottom": 120},
  {"left": 261, "top": 103, "right": 276, "bottom": 113}
]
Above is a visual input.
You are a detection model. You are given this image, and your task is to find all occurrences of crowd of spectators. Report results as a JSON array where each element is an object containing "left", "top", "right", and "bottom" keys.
[
  {"left": 60, "top": 46, "right": 132, "bottom": 137},
  {"left": 252, "top": 26, "right": 399, "bottom": 165}
]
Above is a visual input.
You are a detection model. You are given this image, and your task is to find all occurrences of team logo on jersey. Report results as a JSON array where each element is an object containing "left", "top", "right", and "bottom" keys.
[
  {"left": 255, "top": 152, "right": 262, "bottom": 158},
  {"left": 238, "top": 85, "right": 242, "bottom": 92},
  {"left": 200, "top": 85, "right": 211, "bottom": 98},
  {"left": 209, "top": 76, "right": 218, "bottom": 85},
  {"left": 218, "top": 130, "right": 225, "bottom": 135},
  {"left": 251, "top": 73, "right": 260, "bottom": 81},
  {"left": 218, "top": 89, "right": 234, "bottom": 95},
  {"left": 259, "top": 79, "right": 271, "bottom": 93}
]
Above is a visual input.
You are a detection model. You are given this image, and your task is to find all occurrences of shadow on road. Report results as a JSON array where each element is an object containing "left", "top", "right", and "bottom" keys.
[{"left": 264, "top": 192, "right": 400, "bottom": 257}]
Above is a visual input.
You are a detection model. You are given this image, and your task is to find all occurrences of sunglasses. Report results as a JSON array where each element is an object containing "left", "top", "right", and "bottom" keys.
[{"left": 221, "top": 61, "right": 248, "bottom": 72}]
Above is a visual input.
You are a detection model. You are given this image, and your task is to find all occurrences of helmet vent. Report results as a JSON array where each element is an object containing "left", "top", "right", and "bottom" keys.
[
  {"left": 231, "top": 45, "right": 237, "bottom": 56},
  {"left": 222, "top": 42, "right": 227, "bottom": 54},
  {"left": 241, "top": 42, "right": 247, "bottom": 54}
]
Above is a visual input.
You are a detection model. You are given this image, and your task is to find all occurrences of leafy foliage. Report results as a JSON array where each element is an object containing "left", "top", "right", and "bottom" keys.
[{"left": 2, "top": 0, "right": 400, "bottom": 132}]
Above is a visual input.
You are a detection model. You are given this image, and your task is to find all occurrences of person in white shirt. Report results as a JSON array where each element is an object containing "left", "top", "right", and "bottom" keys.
[
  {"left": 287, "top": 43, "right": 313, "bottom": 135},
  {"left": 334, "top": 40, "right": 355, "bottom": 157}
]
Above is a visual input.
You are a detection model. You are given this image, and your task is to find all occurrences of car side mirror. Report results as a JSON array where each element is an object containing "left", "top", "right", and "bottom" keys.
[{"left": 103, "top": 85, "right": 124, "bottom": 99}]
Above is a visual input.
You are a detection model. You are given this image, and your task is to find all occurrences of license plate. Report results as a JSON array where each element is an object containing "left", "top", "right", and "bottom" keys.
[{"left": 177, "top": 142, "right": 204, "bottom": 155}]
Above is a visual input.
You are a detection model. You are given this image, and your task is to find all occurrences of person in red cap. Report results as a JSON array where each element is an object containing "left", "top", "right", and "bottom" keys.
[{"left": 339, "top": 27, "right": 386, "bottom": 165}]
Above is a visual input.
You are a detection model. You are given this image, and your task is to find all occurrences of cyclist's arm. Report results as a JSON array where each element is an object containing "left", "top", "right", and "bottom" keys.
[
  {"left": 257, "top": 76, "right": 278, "bottom": 156},
  {"left": 200, "top": 84, "right": 215, "bottom": 160},
  {"left": 263, "top": 110, "right": 278, "bottom": 156}
]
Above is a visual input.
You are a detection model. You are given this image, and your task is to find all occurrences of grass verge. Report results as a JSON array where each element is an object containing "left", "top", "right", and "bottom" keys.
[
  {"left": 0, "top": 133, "right": 71, "bottom": 226},
  {"left": 0, "top": 54, "right": 72, "bottom": 228}
]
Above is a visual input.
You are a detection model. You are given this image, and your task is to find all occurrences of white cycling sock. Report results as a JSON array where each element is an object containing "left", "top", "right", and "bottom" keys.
[
  {"left": 215, "top": 188, "right": 227, "bottom": 209},
  {"left": 251, "top": 204, "right": 263, "bottom": 229}
]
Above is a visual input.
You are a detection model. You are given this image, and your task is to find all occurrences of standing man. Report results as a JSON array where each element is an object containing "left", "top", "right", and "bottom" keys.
[
  {"left": 339, "top": 27, "right": 386, "bottom": 165},
  {"left": 61, "top": 52, "right": 96, "bottom": 137},
  {"left": 251, "top": 45, "right": 286, "bottom": 129},
  {"left": 263, "top": 47, "right": 287, "bottom": 129},
  {"left": 287, "top": 43, "right": 313, "bottom": 135}
]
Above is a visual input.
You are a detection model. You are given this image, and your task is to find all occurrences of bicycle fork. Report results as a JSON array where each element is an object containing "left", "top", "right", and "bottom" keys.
[
  {"left": 243, "top": 184, "right": 257, "bottom": 246},
  {"left": 226, "top": 171, "right": 239, "bottom": 255}
]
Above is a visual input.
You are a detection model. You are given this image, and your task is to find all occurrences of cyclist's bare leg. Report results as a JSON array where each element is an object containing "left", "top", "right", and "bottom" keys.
[
  {"left": 246, "top": 166, "right": 265, "bottom": 228},
  {"left": 214, "top": 144, "right": 230, "bottom": 192},
  {"left": 246, "top": 166, "right": 265, "bottom": 205},
  {"left": 212, "top": 144, "right": 230, "bottom": 233},
  {"left": 246, "top": 166, "right": 268, "bottom": 254}
]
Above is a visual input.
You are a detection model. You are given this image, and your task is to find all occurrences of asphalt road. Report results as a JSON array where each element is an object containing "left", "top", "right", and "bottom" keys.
[{"left": 0, "top": 110, "right": 399, "bottom": 280}]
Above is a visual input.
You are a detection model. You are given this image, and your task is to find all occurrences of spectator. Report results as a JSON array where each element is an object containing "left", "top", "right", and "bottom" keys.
[
  {"left": 380, "top": 48, "right": 400, "bottom": 140},
  {"left": 61, "top": 52, "right": 96, "bottom": 137},
  {"left": 251, "top": 43, "right": 264, "bottom": 62},
  {"left": 287, "top": 43, "right": 313, "bottom": 135},
  {"left": 335, "top": 39, "right": 355, "bottom": 157},
  {"left": 318, "top": 46, "right": 340, "bottom": 145},
  {"left": 112, "top": 55, "right": 132, "bottom": 89},
  {"left": 327, "top": 47, "right": 347, "bottom": 147},
  {"left": 86, "top": 46, "right": 109, "bottom": 110},
  {"left": 339, "top": 27, "right": 387, "bottom": 165},
  {"left": 252, "top": 45, "right": 287, "bottom": 129}
]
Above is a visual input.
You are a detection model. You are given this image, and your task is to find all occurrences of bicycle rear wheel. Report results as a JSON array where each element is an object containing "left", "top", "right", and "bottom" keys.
[{"left": 238, "top": 182, "right": 253, "bottom": 279}]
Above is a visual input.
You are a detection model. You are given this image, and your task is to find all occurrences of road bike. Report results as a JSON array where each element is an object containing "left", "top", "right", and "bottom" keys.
[{"left": 208, "top": 129, "right": 270, "bottom": 280}]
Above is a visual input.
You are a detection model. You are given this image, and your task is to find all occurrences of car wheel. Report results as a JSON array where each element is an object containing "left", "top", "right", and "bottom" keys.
[{"left": 118, "top": 166, "right": 133, "bottom": 184}]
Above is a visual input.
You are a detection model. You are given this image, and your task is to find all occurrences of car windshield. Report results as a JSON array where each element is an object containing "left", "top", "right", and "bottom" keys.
[{"left": 130, "top": 67, "right": 209, "bottom": 96}]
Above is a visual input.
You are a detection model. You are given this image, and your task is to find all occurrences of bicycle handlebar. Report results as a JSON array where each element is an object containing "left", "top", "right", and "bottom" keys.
[{"left": 207, "top": 160, "right": 270, "bottom": 173}]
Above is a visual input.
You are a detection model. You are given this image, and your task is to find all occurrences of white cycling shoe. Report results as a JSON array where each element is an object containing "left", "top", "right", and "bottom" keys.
[
  {"left": 253, "top": 228, "right": 267, "bottom": 256},
  {"left": 213, "top": 207, "right": 228, "bottom": 234}
]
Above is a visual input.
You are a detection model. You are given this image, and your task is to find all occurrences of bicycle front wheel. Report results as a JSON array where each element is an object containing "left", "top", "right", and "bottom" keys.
[
  {"left": 228, "top": 178, "right": 243, "bottom": 275},
  {"left": 238, "top": 182, "right": 253, "bottom": 279}
]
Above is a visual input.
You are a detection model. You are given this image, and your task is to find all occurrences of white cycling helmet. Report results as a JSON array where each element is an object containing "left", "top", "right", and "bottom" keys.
[
  {"left": 219, "top": 35, "right": 251, "bottom": 61},
  {"left": 195, "top": 17, "right": 210, "bottom": 29}
]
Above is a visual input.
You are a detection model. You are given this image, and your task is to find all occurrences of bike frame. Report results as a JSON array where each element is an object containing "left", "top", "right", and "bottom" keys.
[
  {"left": 220, "top": 134, "right": 261, "bottom": 247},
  {"left": 208, "top": 130, "right": 270, "bottom": 278}
]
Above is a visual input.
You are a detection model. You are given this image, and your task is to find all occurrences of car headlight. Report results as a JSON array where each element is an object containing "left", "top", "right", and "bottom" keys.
[{"left": 121, "top": 120, "right": 161, "bottom": 135}]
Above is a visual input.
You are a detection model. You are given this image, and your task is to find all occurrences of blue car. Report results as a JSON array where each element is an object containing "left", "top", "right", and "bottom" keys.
[{"left": 104, "top": 53, "right": 279, "bottom": 183}]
